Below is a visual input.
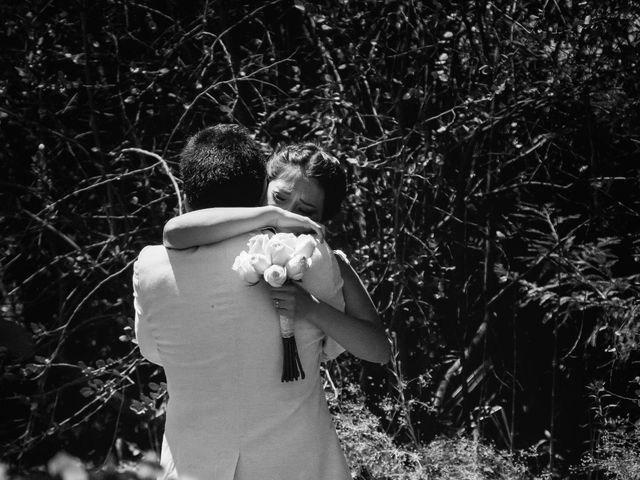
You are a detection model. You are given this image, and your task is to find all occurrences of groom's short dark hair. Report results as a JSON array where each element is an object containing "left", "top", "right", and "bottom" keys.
[{"left": 180, "top": 124, "right": 266, "bottom": 210}]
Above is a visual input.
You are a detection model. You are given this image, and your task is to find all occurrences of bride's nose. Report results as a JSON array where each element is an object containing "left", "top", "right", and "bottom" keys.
[{"left": 279, "top": 195, "right": 301, "bottom": 213}]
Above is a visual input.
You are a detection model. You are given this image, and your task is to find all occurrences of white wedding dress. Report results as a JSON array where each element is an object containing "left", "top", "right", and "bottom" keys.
[{"left": 133, "top": 234, "right": 351, "bottom": 480}]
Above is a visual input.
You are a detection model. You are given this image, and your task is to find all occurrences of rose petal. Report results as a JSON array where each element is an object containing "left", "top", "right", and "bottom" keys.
[
  {"left": 232, "top": 251, "right": 260, "bottom": 284},
  {"left": 250, "top": 253, "right": 271, "bottom": 274},
  {"left": 264, "top": 264, "right": 287, "bottom": 287},
  {"left": 285, "top": 254, "right": 310, "bottom": 281},
  {"left": 294, "top": 234, "right": 317, "bottom": 259}
]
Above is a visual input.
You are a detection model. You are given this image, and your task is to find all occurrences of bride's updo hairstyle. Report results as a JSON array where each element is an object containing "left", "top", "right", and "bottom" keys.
[{"left": 267, "top": 143, "right": 347, "bottom": 221}]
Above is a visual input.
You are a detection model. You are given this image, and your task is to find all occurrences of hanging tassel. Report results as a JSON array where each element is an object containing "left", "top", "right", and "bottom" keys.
[{"left": 279, "top": 315, "right": 305, "bottom": 382}]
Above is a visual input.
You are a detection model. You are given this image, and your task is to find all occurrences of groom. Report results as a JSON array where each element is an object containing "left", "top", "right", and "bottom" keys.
[
  {"left": 132, "top": 124, "right": 351, "bottom": 480},
  {"left": 133, "top": 124, "right": 267, "bottom": 479}
]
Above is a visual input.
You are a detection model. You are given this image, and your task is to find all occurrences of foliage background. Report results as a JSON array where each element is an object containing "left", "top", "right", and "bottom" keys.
[{"left": 1, "top": 0, "right": 639, "bottom": 477}]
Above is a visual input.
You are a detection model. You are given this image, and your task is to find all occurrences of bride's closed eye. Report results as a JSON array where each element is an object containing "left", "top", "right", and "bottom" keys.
[
  {"left": 267, "top": 176, "right": 325, "bottom": 221},
  {"left": 272, "top": 191, "right": 287, "bottom": 202}
]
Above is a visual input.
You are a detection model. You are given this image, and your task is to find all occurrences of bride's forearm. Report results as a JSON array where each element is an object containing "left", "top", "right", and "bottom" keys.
[
  {"left": 163, "top": 206, "right": 325, "bottom": 249},
  {"left": 163, "top": 207, "right": 278, "bottom": 249},
  {"left": 305, "top": 255, "right": 390, "bottom": 364},
  {"left": 305, "top": 301, "right": 390, "bottom": 364},
  {"left": 269, "top": 255, "right": 389, "bottom": 362}
]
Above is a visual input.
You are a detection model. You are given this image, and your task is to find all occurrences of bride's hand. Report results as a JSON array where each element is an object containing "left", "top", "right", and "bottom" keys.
[
  {"left": 270, "top": 283, "right": 318, "bottom": 319},
  {"left": 268, "top": 207, "right": 325, "bottom": 242}
]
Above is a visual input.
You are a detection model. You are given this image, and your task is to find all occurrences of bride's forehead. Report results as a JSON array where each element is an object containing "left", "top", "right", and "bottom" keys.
[
  {"left": 272, "top": 164, "right": 306, "bottom": 183},
  {"left": 269, "top": 175, "right": 324, "bottom": 201},
  {"left": 271, "top": 170, "right": 314, "bottom": 189}
]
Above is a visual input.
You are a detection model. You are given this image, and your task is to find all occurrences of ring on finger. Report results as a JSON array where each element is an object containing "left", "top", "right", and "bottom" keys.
[{"left": 274, "top": 299, "right": 280, "bottom": 308}]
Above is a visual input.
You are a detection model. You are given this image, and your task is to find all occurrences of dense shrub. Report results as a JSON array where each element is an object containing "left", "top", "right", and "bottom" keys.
[
  {"left": 333, "top": 391, "right": 530, "bottom": 480},
  {"left": 587, "top": 425, "right": 640, "bottom": 480}
]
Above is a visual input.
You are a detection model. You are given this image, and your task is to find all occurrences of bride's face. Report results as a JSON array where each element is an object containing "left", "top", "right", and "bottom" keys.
[{"left": 265, "top": 172, "right": 325, "bottom": 222}]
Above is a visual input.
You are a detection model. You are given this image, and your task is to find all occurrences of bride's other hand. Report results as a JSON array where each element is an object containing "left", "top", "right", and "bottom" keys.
[{"left": 269, "top": 283, "right": 317, "bottom": 319}]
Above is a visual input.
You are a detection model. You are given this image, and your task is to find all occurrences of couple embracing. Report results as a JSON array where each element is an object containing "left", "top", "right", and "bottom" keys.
[{"left": 133, "top": 124, "right": 390, "bottom": 480}]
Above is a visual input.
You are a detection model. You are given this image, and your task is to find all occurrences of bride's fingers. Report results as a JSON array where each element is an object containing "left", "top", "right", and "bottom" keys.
[
  {"left": 272, "top": 298, "right": 294, "bottom": 316},
  {"left": 309, "top": 221, "right": 325, "bottom": 242},
  {"left": 270, "top": 288, "right": 298, "bottom": 315},
  {"left": 290, "top": 220, "right": 324, "bottom": 240},
  {"left": 272, "top": 295, "right": 294, "bottom": 306},
  {"left": 270, "top": 285, "right": 296, "bottom": 295},
  {"left": 271, "top": 291, "right": 292, "bottom": 307}
]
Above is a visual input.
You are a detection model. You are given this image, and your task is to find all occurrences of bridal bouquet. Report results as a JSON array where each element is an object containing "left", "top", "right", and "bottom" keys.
[{"left": 232, "top": 232, "right": 319, "bottom": 382}]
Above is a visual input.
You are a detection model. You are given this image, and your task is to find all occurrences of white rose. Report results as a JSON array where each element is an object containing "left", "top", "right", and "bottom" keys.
[
  {"left": 247, "top": 233, "right": 272, "bottom": 255},
  {"left": 249, "top": 253, "right": 271, "bottom": 274},
  {"left": 263, "top": 264, "right": 287, "bottom": 287},
  {"left": 285, "top": 254, "right": 310, "bottom": 281},
  {"left": 266, "top": 235, "right": 295, "bottom": 266},
  {"left": 294, "top": 234, "right": 318, "bottom": 259},
  {"left": 232, "top": 251, "right": 260, "bottom": 284},
  {"left": 278, "top": 233, "right": 300, "bottom": 253},
  {"left": 273, "top": 232, "right": 298, "bottom": 248}
]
